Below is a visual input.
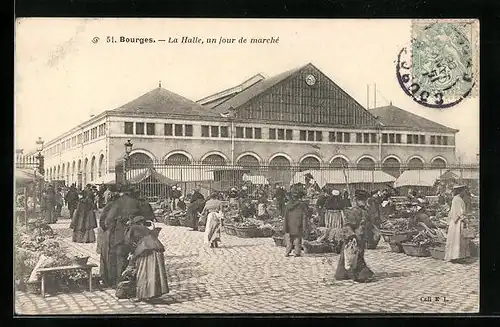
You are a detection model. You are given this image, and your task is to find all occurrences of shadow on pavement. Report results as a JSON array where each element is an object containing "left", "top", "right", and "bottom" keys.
[
  {"left": 373, "top": 270, "right": 420, "bottom": 281},
  {"left": 220, "top": 244, "right": 259, "bottom": 249}
]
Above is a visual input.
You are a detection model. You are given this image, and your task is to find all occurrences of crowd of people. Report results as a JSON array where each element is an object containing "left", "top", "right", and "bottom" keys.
[{"left": 29, "top": 174, "right": 475, "bottom": 300}]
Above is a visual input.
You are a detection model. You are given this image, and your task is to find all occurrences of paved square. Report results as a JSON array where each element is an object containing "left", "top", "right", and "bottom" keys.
[{"left": 15, "top": 216, "right": 479, "bottom": 314}]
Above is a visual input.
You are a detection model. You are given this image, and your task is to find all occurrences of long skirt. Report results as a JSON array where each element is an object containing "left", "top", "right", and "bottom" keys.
[
  {"left": 444, "top": 220, "right": 470, "bottom": 261},
  {"left": 72, "top": 229, "right": 96, "bottom": 243},
  {"left": 135, "top": 251, "right": 169, "bottom": 300},
  {"left": 204, "top": 212, "right": 221, "bottom": 245},
  {"left": 325, "top": 210, "right": 344, "bottom": 229}
]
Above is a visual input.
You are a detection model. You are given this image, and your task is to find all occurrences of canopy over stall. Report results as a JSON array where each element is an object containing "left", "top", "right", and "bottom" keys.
[
  {"left": 291, "top": 169, "right": 396, "bottom": 188},
  {"left": 243, "top": 173, "right": 269, "bottom": 185},
  {"left": 393, "top": 169, "right": 456, "bottom": 188},
  {"left": 15, "top": 168, "right": 44, "bottom": 186}
]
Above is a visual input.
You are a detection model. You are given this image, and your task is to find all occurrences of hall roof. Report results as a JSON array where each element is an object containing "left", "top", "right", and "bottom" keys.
[
  {"left": 369, "top": 105, "right": 459, "bottom": 134},
  {"left": 111, "top": 87, "right": 219, "bottom": 117}
]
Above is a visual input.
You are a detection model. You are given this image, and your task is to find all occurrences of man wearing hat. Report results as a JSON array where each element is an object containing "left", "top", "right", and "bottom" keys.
[
  {"left": 187, "top": 186, "right": 205, "bottom": 231},
  {"left": 283, "top": 184, "right": 310, "bottom": 257},
  {"left": 273, "top": 184, "right": 286, "bottom": 217},
  {"left": 444, "top": 185, "right": 470, "bottom": 262},
  {"left": 334, "top": 189, "right": 375, "bottom": 283}
]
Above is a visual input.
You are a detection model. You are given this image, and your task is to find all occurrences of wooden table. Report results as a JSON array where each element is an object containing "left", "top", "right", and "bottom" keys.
[{"left": 36, "top": 264, "right": 98, "bottom": 297}]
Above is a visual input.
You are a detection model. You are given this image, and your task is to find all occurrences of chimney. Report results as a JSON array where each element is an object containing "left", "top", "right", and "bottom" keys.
[{"left": 159, "top": 80, "right": 162, "bottom": 88}]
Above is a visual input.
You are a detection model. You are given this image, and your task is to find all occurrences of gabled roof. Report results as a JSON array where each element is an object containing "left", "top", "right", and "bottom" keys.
[
  {"left": 197, "top": 73, "right": 265, "bottom": 108},
  {"left": 205, "top": 64, "right": 307, "bottom": 114},
  {"left": 369, "top": 105, "right": 459, "bottom": 133},
  {"left": 111, "top": 87, "right": 218, "bottom": 117}
]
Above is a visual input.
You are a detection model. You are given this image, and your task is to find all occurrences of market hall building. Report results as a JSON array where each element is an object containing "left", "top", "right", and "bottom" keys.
[{"left": 34, "top": 63, "right": 457, "bottom": 188}]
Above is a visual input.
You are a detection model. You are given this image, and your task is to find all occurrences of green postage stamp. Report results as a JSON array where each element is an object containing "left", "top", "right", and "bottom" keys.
[{"left": 396, "top": 19, "right": 479, "bottom": 108}]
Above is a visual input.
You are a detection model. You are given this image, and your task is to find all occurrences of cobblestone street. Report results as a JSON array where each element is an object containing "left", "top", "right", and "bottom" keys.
[{"left": 15, "top": 214, "right": 479, "bottom": 315}]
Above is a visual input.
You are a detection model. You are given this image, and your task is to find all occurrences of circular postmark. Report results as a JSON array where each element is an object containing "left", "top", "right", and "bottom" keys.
[{"left": 396, "top": 22, "right": 475, "bottom": 108}]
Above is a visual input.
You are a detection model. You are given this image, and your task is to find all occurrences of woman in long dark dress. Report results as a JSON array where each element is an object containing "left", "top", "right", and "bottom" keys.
[
  {"left": 124, "top": 216, "right": 169, "bottom": 302},
  {"left": 334, "top": 189, "right": 375, "bottom": 283},
  {"left": 70, "top": 190, "right": 98, "bottom": 243}
]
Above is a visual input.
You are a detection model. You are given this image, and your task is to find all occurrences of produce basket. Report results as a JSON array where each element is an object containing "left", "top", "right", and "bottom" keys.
[
  {"left": 198, "top": 225, "right": 206, "bottom": 233},
  {"left": 234, "top": 225, "right": 260, "bottom": 238},
  {"left": 429, "top": 244, "right": 446, "bottom": 260},
  {"left": 389, "top": 242, "right": 404, "bottom": 253},
  {"left": 258, "top": 227, "right": 274, "bottom": 238},
  {"left": 273, "top": 235, "right": 286, "bottom": 247},
  {"left": 168, "top": 216, "right": 180, "bottom": 226},
  {"left": 224, "top": 224, "right": 236, "bottom": 235},
  {"left": 391, "top": 231, "right": 418, "bottom": 243},
  {"left": 401, "top": 242, "right": 430, "bottom": 257}
]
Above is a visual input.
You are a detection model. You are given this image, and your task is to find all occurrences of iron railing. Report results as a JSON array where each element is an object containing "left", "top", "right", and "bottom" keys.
[{"left": 121, "top": 160, "right": 479, "bottom": 201}]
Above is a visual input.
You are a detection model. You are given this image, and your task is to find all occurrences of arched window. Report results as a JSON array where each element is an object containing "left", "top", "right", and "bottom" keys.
[
  {"left": 165, "top": 153, "right": 191, "bottom": 165},
  {"left": 202, "top": 154, "right": 226, "bottom": 165},
  {"left": 269, "top": 155, "right": 292, "bottom": 185},
  {"left": 83, "top": 158, "right": 88, "bottom": 185},
  {"left": 408, "top": 157, "right": 424, "bottom": 170},
  {"left": 90, "top": 156, "right": 96, "bottom": 182},
  {"left": 357, "top": 157, "right": 376, "bottom": 169},
  {"left": 330, "top": 157, "right": 348, "bottom": 168},
  {"left": 237, "top": 155, "right": 260, "bottom": 168},
  {"left": 129, "top": 153, "right": 154, "bottom": 168},
  {"left": 431, "top": 158, "right": 447, "bottom": 169},
  {"left": 98, "top": 154, "right": 105, "bottom": 178},
  {"left": 300, "top": 156, "right": 321, "bottom": 171},
  {"left": 382, "top": 157, "right": 401, "bottom": 177}
]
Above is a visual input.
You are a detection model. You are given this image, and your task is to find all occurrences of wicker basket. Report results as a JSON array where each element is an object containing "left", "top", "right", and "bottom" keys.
[
  {"left": 234, "top": 226, "right": 260, "bottom": 238},
  {"left": 168, "top": 216, "right": 180, "bottom": 226},
  {"left": 198, "top": 225, "right": 206, "bottom": 233},
  {"left": 391, "top": 231, "right": 418, "bottom": 243},
  {"left": 389, "top": 242, "right": 404, "bottom": 253},
  {"left": 273, "top": 235, "right": 286, "bottom": 247},
  {"left": 402, "top": 242, "right": 430, "bottom": 257},
  {"left": 429, "top": 245, "right": 446, "bottom": 260},
  {"left": 258, "top": 228, "right": 274, "bottom": 238},
  {"left": 26, "top": 280, "right": 40, "bottom": 294},
  {"left": 224, "top": 224, "right": 235, "bottom": 235}
]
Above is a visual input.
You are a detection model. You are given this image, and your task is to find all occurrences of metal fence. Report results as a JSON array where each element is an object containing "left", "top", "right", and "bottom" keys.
[{"left": 123, "top": 160, "right": 479, "bottom": 201}]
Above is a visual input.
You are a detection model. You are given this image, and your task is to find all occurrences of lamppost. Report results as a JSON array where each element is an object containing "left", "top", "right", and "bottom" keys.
[
  {"left": 35, "top": 137, "right": 45, "bottom": 176},
  {"left": 123, "top": 139, "right": 133, "bottom": 183}
]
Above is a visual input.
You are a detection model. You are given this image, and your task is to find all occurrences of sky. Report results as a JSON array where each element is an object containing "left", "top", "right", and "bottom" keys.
[{"left": 15, "top": 18, "right": 479, "bottom": 162}]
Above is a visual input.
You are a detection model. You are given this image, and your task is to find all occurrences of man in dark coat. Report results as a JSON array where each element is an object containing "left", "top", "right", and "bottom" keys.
[
  {"left": 65, "top": 184, "right": 79, "bottom": 219},
  {"left": 365, "top": 190, "right": 382, "bottom": 249},
  {"left": 98, "top": 185, "right": 155, "bottom": 287},
  {"left": 283, "top": 185, "right": 310, "bottom": 257},
  {"left": 188, "top": 186, "right": 205, "bottom": 231},
  {"left": 335, "top": 189, "right": 375, "bottom": 283},
  {"left": 273, "top": 184, "right": 286, "bottom": 217}
]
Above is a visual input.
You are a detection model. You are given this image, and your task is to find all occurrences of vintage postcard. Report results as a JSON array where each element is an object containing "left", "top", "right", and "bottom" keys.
[{"left": 14, "top": 18, "right": 479, "bottom": 314}]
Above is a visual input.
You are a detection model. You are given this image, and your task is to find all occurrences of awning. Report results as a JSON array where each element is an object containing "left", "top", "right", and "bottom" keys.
[
  {"left": 441, "top": 169, "right": 479, "bottom": 181},
  {"left": 243, "top": 173, "right": 269, "bottom": 185},
  {"left": 15, "top": 168, "right": 44, "bottom": 185},
  {"left": 291, "top": 169, "right": 396, "bottom": 188},
  {"left": 394, "top": 170, "right": 449, "bottom": 188}
]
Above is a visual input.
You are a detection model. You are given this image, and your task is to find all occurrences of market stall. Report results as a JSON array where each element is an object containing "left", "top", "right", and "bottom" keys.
[
  {"left": 393, "top": 169, "right": 456, "bottom": 196},
  {"left": 15, "top": 168, "right": 45, "bottom": 225}
]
